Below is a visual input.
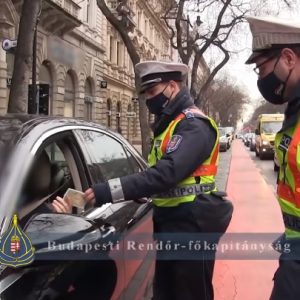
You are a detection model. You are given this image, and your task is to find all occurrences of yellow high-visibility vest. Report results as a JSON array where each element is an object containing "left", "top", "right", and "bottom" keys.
[
  {"left": 148, "top": 107, "right": 220, "bottom": 207},
  {"left": 275, "top": 121, "right": 300, "bottom": 239}
]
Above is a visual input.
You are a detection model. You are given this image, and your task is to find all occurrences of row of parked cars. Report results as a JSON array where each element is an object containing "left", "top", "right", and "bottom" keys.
[
  {"left": 242, "top": 133, "right": 256, "bottom": 151},
  {"left": 219, "top": 127, "right": 234, "bottom": 152},
  {"left": 241, "top": 132, "right": 280, "bottom": 172},
  {"left": 238, "top": 114, "right": 284, "bottom": 172}
]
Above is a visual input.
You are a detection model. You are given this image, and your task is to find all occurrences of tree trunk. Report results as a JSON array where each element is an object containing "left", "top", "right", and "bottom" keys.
[
  {"left": 96, "top": 0, "right": 151, "bottom": 158},
  {"left": 8, "top": 0, "right": 41, "bottom": 114}
]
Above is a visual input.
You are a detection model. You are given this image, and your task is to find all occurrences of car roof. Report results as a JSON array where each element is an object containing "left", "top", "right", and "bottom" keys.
[{"left": 0, "top": 114, "right": 116, "bottom": 146}]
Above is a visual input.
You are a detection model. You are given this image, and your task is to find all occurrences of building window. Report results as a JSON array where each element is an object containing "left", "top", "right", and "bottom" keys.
[
  {"left": 137, "top": 11, "right": 141, "bottom": 29},
  {"left": 117, "top": 41, "right": 120, "bottom": 66},
  {"left": 107, "top": 99, "right": 112, "bottom": 127},
  {"left": 64, "top": 72, "right": 75, "bottom": 117},
  {"left": 109, "top": 36, "right": 114, "bottom": 62},
  {"left": 144, "top": 19, "right": 148, "bottom": 36},
  {"left": 84, "top": 0, "right": 90, "bottom": 23},
  {"left": 149, "top": 23, "right": 153, "bottom": 43},
  {"left": 116, "top": 101, "right": 121, "bottom": 133},
  {"left": 127, "top": 104, "right": 132, "bottom": 140},
  {"left": 84, "top": 78, "right": 93, "bottom": 121}
]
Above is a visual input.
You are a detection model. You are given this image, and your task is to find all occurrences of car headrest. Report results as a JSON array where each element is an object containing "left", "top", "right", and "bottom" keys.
[
  {"left": 50, "top": 162, "right": 65, "bottom": 192},
  {"left": 25, "top": 151, "right": 52, "bottom": 199}
]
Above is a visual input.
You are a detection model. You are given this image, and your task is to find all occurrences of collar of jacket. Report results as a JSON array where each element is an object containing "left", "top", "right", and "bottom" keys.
[
  {"left": 281, "top": 81, "right": 300, "bottom": 131},
  {"left": 151, "top": 87, "right": 194, "bottom": 136}
]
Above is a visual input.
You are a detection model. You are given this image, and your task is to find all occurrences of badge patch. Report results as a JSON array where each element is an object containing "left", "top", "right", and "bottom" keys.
[
  {"left": 166, "top": 135, "right": 183, "bottom": 153},
  {"left": 278, "top": 134, "right": 292, "bottom": 152},
  {"left": 155, "top": 139, "right": 162, "bottom": 148}
]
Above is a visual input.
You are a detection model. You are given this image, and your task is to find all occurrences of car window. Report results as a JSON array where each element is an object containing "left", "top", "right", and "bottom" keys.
[
  {"left": 78, "top": 130, "right": 137, "bottom": 180},
  {"left": 17, "top": 142, "right": 75, "bottom": 222},
  {"left": 124, "top": 147, "right": 143, "bottom": 173},
  {"left": 45, "top": 143, "right": 72, "bottom": 183}
]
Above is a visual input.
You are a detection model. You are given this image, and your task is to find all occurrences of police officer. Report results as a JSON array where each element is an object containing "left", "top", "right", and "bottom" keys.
[
  {"left": 246, "top": 16, "right": 300, "bottom": 300},
  {"left": 84, "top": 61, "right": 233, "bottom": 300}
]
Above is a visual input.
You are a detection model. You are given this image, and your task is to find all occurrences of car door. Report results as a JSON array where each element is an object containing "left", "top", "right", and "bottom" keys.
[
  {"left": 0, "top": 128, "right": 120, "bottom": 300},
  {"left": 73, "top": 129, "right": 153, "bottom": 299}
]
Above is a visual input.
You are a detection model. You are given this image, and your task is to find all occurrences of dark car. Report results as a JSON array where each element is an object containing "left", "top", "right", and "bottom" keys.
[
  {"left": 249, "top": 133, "right": 256, "bottom": 152},
  {"left": 0, "top": 115, "right": 153, "bottom": 300}
]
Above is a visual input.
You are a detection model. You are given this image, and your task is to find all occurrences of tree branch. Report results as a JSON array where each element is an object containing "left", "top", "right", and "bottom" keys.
[
  {"left": 195, "top": 45, "right": 230, "bottom": 107},
  {"left": 175, "top": 0, "right": 188, "bottom": 63}
]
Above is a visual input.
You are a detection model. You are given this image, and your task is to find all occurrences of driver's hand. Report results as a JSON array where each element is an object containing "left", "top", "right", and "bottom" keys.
[
  {"left": 84, "top": 188, "right": 96, "bottom": 205},
  {"left": 52, "top": 196, "right": 72, "bottom": 214}
]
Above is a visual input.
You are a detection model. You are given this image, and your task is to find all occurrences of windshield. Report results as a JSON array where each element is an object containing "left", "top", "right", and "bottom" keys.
[{"left": 261, "top": 121, "right": 282, "bottom": 134}]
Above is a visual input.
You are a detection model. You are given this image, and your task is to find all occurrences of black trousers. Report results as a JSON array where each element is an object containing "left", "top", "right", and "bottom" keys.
[
  {"left": 151, "top": 195, "right": 233, "bottom": 300},
  {"left": 153, "top": 258, "right": 215, "bottom": 300},
  {"left": 270, "top": 257, "right": 300, "bottom": 300}
]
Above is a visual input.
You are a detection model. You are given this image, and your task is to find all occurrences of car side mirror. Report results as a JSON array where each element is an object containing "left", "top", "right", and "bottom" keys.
[
  {"left": 255, "top": 129, "right": 259, "bottom": 135},
  {"left": 24, "top": 213, "right": 114, "bottom": 259}
]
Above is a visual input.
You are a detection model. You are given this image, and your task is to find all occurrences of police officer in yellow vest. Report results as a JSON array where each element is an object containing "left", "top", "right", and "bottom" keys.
[
  {"left": 84, "top": 61, "right": 233, "bottom": 300},
  {"left": 246, "top": 16, "right": 300, "bottom": 300}
]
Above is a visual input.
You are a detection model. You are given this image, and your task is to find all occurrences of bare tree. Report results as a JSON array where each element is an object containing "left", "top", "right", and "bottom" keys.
[
  {"left": 162, "top": 0, "right": 249, "bottom": 108},
  {"left": 205, "top": 75, "right": 249, "bottom": 128},
  {"left": 8, "top": 0, "right": 42, "bottom": 114},
  {"left": 245, "top": 100, "right": 287, "bottom": 129},
  {"left": 162, "top": 0, "right": 296, "bottom": 108},
  {"left": 96, "top": 0, "right": 151, "bottom": 158}
]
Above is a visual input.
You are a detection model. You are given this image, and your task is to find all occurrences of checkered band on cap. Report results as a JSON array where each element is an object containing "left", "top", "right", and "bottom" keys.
[{"left": 253, "top": 32, "right": 300, "bottom": 50}]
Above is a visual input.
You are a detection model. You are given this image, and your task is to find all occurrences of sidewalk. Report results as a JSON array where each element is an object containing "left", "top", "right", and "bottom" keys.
[{"left": 213, "top": 140, "right": 284, "bottom": 300}]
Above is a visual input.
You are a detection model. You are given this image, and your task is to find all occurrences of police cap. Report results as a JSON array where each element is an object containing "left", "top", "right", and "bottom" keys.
[
  {"left": 245, "top": 16, "right": 300, "bottom": 64},
  {"left": 135, "top": 61, "right": 189, "bottom": 93}
]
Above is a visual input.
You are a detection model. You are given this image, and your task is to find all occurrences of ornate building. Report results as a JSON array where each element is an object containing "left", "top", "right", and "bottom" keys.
[{"left": 0, "top": 0, "right": 172, "bottom": 145}]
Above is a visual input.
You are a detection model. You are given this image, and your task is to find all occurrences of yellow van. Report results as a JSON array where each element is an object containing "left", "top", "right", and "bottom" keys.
[{"left": 255, "top": 114, "right": 284, "bottom": 160}]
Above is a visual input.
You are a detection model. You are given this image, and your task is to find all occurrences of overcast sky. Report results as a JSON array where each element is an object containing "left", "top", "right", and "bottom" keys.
[{"left": 199, "top": 1, "right": 300, "bottom": 127}]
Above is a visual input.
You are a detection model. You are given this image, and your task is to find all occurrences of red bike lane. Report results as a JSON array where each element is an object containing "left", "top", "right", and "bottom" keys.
[{"left": 213, "top": 140, "right": 284, "bottom": 300}]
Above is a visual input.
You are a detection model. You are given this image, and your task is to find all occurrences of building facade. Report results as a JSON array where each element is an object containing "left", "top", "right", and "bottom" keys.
[{"left": 0, "top": 0, "right": 171, "bottom": 145}]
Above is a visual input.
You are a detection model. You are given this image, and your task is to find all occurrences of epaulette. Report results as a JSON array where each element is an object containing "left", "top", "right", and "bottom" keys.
[{"left": 182, "top": 109, "right": 195, "bottom": 119}]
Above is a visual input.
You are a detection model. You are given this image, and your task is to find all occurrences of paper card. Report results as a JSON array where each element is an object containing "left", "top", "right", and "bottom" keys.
[{"left": 63, "top": 188, "right": 85, "bottom": 209}]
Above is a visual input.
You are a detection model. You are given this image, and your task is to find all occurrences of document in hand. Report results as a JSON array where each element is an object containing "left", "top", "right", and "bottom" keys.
[{"left": 63, "top": 188, "right": 85, "bottom": 208}]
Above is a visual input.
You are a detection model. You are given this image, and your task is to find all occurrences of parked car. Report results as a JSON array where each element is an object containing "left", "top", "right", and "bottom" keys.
[
  {"left": 249, "top": 133, "right": 256, "bottom": 151},
  {"left": 0, "top": 114, "right": 153, "bottom": 300},
  {"left": 219, "top": 127, "right": 228, "bottom": 152},
  {"left": 244, "top": 133, "right": 251, "bottom": 147},
  {"left": 224, "top": 127, "right": 234, "bottom": 148}
]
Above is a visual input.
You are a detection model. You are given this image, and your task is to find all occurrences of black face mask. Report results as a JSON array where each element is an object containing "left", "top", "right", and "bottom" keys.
[
  {"left": 257, "top": 57, "right": 292, "bottom": 105},
  {"left": 146, "top": 85, "right": 172, "bottom": 115}
]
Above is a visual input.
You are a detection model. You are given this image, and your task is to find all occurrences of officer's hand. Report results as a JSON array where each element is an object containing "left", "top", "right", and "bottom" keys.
[
  {"left": 84, "top": 188, "right": 96, "bottom": 205},
  {"left": 52, "top": 196, "right": 72, "bottom": 213}
]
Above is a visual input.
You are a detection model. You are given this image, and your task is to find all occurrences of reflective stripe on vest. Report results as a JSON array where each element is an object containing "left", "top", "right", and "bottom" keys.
[
  {"left": 148, "top": 107, "right": 220, "bottom": 207},
  {"left": 155, "top": 182, "right": 215, "bottom": 198},
  {"left": 276, "top": 122, "right": 300, "bottom": 238}
]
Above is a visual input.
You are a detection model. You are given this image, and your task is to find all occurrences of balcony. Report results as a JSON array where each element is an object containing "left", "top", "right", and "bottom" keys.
[
  {"left": 40, "top": 0, "right": 82, "bottom": 35},
  {"left": 11, "top": 0, "right": 82, "bottom": 36}
]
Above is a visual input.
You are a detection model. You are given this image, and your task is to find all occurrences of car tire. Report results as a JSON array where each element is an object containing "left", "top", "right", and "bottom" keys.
[
  {"left": 259, "top": 149, "right": 265, "bottom": 160},
  {"left": 274, "top": 162, "right": 279, "bottom": 172}
]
